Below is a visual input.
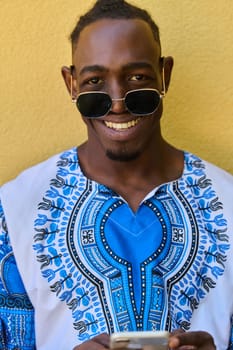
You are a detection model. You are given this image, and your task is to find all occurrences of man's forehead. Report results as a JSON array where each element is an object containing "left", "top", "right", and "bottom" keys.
[{"left": 72, "top": 18, "right": 160, "bottom": 55}]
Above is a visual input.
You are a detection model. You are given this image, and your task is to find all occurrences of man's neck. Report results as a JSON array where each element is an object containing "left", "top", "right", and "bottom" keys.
[{"left": 77, "top": 140, "right": 184, "bottom": 212}]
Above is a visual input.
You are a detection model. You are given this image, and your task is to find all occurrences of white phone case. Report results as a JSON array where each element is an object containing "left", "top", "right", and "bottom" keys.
[{"left": 110, "top": 331, "right": 169, "bottom": 350}]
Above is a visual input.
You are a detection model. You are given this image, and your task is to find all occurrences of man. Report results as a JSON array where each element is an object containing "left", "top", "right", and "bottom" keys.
[{"left": 0, "top": 0, "right": 232, "bottom": 349}]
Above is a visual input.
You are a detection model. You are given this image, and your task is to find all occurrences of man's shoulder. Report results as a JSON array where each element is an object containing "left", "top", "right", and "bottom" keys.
[
  {"left": 0, "top": 147, "right": 79, "bottom": 202},
  {"left": 199, "top": 155, "right": 233, "bottom": 183},
  {"left": 185, "top": 151, "right": 233, "bottom": 195},
  {"left": 185, "top": 152, "right": 233, "bottom": 178}
]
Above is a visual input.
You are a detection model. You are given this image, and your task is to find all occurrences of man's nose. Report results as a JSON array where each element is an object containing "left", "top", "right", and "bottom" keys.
[
  {"left": 110, "top": 97, "right": 126, "bottom": 114},
  {"left": 107, "top": 81, "right": 128, "bottom": 114}
]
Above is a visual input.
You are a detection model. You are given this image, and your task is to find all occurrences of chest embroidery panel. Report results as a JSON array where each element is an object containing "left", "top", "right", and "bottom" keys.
[{"left": 33, "top": 150, "right": 229, "bottom": 342}]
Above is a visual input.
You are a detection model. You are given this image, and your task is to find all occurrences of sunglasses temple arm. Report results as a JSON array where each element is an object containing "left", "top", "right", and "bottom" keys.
[
  {"left": 70, "top": 65, "right": 76, "bottom": 103},
  {"left": 161, "top": 57, "right": 166, "bottom": 97}
]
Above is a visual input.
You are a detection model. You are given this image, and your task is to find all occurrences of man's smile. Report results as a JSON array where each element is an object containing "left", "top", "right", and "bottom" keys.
[{"left": 104, "top": 117, "right": 141, "bottom": 130}]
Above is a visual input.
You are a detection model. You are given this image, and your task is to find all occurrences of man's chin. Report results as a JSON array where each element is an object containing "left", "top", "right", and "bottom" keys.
[{"left": 106, "top": 149, "right": 140, "bottom": 162}]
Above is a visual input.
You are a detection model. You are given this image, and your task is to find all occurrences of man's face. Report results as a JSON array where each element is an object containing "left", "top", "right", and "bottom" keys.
[{"left": 72, "top": 18, "right": 167, "bottom": 161}]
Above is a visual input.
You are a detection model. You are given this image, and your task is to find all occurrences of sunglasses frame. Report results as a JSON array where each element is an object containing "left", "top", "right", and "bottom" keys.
[
  {"left": 76, "top": 88, "right": 164, "bottom": 119},
  {"left": 69, "top": 58, "right": 166, "bottom": 118}
]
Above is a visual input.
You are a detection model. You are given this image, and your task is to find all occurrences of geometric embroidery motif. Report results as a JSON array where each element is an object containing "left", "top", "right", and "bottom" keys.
[{"left": 33, "top": 148, "right": 229, "bottom": 342}]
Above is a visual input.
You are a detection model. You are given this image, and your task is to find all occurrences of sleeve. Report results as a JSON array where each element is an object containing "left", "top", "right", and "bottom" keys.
[
  {"left": 0, "top": 199, "right": 36, "bottom": 349},
  {"left": 228, "top": 316, "right": 233, "bottom": 350}
]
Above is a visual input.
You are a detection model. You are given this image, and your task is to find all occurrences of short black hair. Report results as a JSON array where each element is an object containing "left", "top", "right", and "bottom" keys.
[{"left": 70, "top": 0, "right": 160, "bottom": 50}]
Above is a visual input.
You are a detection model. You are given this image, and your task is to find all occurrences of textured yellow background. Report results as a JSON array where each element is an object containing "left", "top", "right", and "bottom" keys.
[{"left": 0, "top": 1, "right": 233, "bottom": 185}]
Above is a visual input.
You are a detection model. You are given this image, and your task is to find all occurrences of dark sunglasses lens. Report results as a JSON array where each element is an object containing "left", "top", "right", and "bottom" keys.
[
  {"left": 76, "top": 93, "right": 112, "bottom": 118},
  {"left": 125, "top": 90, "right": 161, "bottom": 115}
]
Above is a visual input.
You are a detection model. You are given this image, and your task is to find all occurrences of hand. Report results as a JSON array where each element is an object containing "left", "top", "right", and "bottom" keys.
[
  {"left": 73, "top": 333, "right": 110, "bottom": 350},
  {"left": 169, "top": 330, "right": 216, "bottom": 350}
]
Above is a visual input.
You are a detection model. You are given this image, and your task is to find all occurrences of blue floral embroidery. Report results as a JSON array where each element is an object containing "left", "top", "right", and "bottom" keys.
[
  {"left": 33, "top": 149, "right": 229, "bottom": 341},
  {"left": 0, "top": 201, "right": 35, "bottom": 349}
]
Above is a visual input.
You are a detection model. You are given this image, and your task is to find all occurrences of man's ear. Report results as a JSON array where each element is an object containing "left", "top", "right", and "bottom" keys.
[
  {"left": 61, "top": 66, "right": 77, "bottom": 100},
  {"left": 163, "top": 56, "right": 174, "bottom": 92}
]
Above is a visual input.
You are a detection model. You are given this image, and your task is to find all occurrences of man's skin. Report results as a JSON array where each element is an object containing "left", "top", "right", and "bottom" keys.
[{"left": 62, "top": 18, "right": 216, "bottom": 350}]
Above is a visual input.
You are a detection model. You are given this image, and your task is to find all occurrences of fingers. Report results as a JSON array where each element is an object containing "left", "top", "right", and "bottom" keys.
[
  {"left": 93, "top": 333, "right": 110, "bottom": 348},
  {"left": 73, "top": 331, "right": 216, "bottom": 350},
  {"left": 169, "top": 331, "right": 216, "bottom": 350},
  {"left": 170, "top": 329, "right": 185, "bottom": 337},
  {"left": 73, "top": 333, "right": 110, "bottom": 350}
]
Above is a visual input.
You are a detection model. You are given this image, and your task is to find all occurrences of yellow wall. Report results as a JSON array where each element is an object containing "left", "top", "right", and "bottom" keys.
[{"left": 1, "top": 1, "right": 233, "bottom": 185}]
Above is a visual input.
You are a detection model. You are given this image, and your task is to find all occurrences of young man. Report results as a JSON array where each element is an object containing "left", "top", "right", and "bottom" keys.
[{"left": 0, "top": 0, "right": 232, "bottom": 349}]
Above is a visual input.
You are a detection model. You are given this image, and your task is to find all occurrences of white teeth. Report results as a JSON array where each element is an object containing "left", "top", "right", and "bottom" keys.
[{"left": 104, "top": 118, "right": 141, "bottom": 130}]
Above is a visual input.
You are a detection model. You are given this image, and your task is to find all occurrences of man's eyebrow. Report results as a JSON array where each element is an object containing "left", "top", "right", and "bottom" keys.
[
  {"left": 78, "top": 62, "right": 155, "bottom": 75},
  {"left": 122, "top": 62, "right": 155, "bottom": 71},
  {"left": 79, "top": 65, "right": 108, "bottom": 75}
]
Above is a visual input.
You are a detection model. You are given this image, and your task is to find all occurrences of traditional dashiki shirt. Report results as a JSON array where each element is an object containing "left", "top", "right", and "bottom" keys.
[{"left": 0, "top": 147, "right": 233, "bottom": 350}]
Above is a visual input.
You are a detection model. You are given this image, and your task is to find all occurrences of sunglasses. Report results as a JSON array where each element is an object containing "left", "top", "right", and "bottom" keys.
[{"left": 75, "top": 88, "right": 165, "bottom": 119}]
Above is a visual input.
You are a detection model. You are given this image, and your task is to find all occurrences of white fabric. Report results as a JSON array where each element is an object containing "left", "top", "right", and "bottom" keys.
[{"left": 1, "top": 149, "right": 233, "bottom": 349}]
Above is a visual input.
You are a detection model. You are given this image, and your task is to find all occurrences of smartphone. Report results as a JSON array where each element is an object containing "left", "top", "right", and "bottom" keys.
[{"left": 110, "top": 330, "right": 169, "bottom": 350}]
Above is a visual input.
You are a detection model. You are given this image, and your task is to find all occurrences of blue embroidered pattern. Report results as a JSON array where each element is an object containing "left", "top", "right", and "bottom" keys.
[
  {"left": 33, "top": 148, "right": 229, "bottom": 343},
  {"left": 0, "top": 201, "right": 35, "bottom": 349}
]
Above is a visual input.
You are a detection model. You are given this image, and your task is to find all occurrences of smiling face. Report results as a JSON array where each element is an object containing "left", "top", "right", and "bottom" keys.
[{"left": 63, "top": 18, "right": 173, "bottom": 162}]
